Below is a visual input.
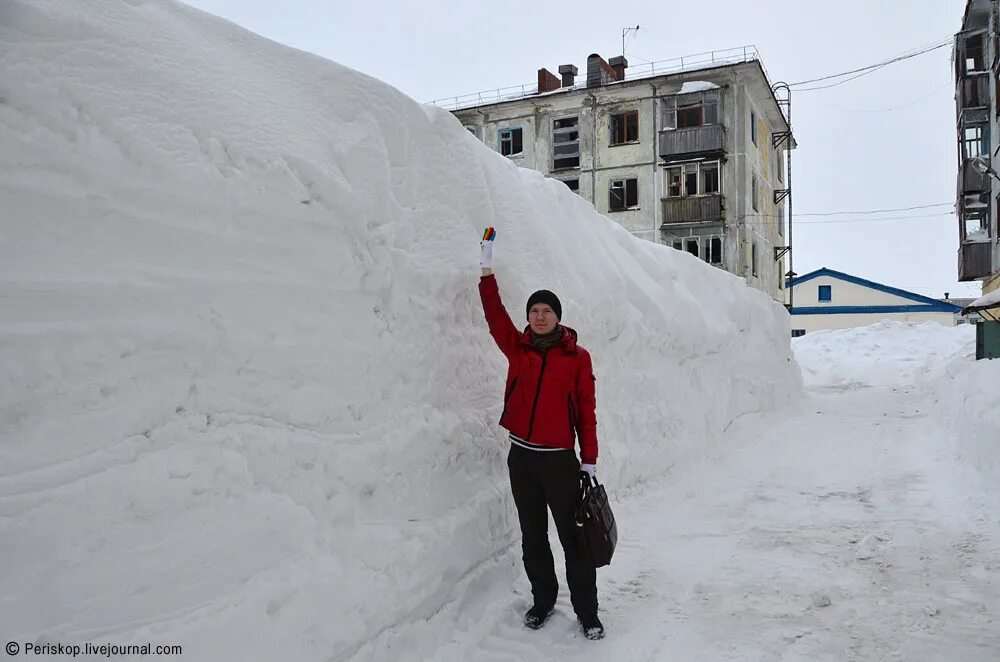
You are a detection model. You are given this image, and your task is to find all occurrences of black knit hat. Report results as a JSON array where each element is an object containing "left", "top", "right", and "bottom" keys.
[{"left": 526, "top": 290, "right": 562, "bottom": 321}]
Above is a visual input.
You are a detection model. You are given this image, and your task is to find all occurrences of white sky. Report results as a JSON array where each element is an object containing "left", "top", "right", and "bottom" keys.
[{"left": 182, "top": 0, "right": 975, "bottom": 299}]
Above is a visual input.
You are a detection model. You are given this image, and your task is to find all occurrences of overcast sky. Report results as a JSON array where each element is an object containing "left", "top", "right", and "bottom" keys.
[{"left": 184, "top": 0, "right": 974, "bottom": 299}]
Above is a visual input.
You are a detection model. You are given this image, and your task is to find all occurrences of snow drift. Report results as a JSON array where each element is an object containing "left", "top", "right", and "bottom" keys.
[
  {"left": 0, "top": 0, "right": 802, "bottom": 658},
  {"left": 796, "top": 321, "right": 1000, "bottom": 505}
]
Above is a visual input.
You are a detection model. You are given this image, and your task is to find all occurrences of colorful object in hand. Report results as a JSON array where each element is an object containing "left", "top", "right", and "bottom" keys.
[{"left": 482, "top": 227, "right": 496, "bottom": 241}]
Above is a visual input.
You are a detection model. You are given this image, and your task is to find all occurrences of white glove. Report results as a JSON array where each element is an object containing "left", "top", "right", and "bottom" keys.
[
  {"left": 580, "top": 464, "right": 596, "bottom": 479},
  {"left": 480, "top": 227, "right": 495, "bottom": 268}
]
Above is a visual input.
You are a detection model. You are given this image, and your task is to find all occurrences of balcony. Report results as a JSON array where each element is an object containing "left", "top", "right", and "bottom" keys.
[
  {"left": 661, "top": 194, "right": 724, "bottom": 226},
  {"left": 659, "top": 125, "right": 726, "bottom": 161},
  {"left": 960, "top": 158, "right": 991, "bottom": 195},
  {"left": 958, "top": 73, "right": 990, "bottom": 113},
  {"left": 958, "top": 241, "right": 994, "bottom": 281}
]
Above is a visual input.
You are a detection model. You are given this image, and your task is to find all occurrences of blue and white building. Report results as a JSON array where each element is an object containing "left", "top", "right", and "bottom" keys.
[{"left": 787, "top": 268, "right": 963, "bottom": 335}]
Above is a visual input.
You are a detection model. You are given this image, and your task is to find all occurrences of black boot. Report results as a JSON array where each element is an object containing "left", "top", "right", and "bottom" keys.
[
  {"left": 578, "top": 613, "right": 604, "bottom": 640},
  {"left": 523, "top": 604, "right": 555, "bottom": 630}
]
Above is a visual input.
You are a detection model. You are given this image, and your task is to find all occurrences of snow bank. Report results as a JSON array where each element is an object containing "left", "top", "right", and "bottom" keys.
[
  {"left": 930, "top": 345, "right": 1000, "bottom": 500},
  {"left": 0, "top": 0, "right": 801, "bottom": 658},
  {"left": 792, "top": 321, "right": 973, "bottom": 390},
  {"left": 795, "top": 320, "right": 999, "bottom": 505}
]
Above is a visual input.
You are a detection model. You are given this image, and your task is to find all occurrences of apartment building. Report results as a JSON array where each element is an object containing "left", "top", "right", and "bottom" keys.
[
  {"left": 440, "top": 48, "right": 795, "bottom": 303},
  {"left": 955, "top": 0, "right": 1000, "bottom": 357},
  {"left": 956, "top": 0, "right": 1000, "bottom": 288}
]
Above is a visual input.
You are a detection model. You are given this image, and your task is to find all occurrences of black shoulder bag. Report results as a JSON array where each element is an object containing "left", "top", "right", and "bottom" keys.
[{"left": 574, "top": 473, "right": 618, "bottom": 567}]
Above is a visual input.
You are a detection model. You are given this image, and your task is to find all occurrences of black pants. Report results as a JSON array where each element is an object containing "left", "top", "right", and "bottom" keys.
[{"left": 507, "top": 443, "right": 598, "bottom": 616}]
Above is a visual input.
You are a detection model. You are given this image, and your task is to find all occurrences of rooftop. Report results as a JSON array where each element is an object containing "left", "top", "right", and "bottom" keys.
[{"left": 427, "top": 45, "right": 770, "bottom": 112}]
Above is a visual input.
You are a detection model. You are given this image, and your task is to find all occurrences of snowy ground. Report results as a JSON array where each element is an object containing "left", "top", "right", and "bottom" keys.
[{"left": 356, "top": 323, "right": 1000, "bottom": 661}]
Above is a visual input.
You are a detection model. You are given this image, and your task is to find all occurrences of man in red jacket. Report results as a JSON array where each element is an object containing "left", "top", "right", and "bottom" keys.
[{"left": 478, "top": 227, "right": 604, "bottom": 640}]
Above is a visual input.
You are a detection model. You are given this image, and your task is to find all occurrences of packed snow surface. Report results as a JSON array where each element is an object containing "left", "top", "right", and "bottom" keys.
[
  {"left": 1, "top": 1, "right": 801, "bottom": 660},
  {"left": 678, "top": 80, "right": 721, "bottom": 93},
  {"left": 969, "top": 288, "right": 1000, "bottom": 310}
]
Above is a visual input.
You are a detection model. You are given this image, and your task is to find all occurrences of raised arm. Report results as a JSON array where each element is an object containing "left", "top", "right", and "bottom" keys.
[{"left": 478, "top": 227, "right": 519, "bottom": 357}]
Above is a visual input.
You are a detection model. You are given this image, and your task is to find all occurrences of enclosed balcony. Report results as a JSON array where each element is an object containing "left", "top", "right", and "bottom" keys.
[
  {"left": 659, "top": 125, "right": 726, "bottom": 162},
  {"left": 959, "top": 241, "right": 994, "bottom": 281},
  {"left": 959, "top": 158, "right": 991, "bottom": 195},
  {"left": 661, "top": 194, "right": 724, "bottom": 226}
]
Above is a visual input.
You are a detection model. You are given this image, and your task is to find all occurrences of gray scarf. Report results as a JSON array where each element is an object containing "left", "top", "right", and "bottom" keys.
[{"left": 530, "top": 327, "right": 564, "bottom": 351}]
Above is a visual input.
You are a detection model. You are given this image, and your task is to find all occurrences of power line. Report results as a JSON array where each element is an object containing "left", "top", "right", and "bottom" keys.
[
  {"left": 813, "top": 81, "right": 954, "bottom": 113},
  {"left": 736, "top": 211, "right": 954, "bottom": 226},
  {"left": 795, "top": 212, "right": 953, "bottom": 224},
  {"left": 795, "top": 202, "right": 952, "bottom": 217},
  {"left": 789, "top": 39, "right": 951, "bottom": 91}
]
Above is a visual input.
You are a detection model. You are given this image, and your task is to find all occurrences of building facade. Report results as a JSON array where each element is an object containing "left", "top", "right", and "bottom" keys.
[
  {"left": 443, "top": 51, "right": 795, "bottom": 303},
  {"left": 787, "top": 268, "right": 963, "bottom": 334},
  {"left": 956, "top": 0, "right": 1000, "bottom": 357}
]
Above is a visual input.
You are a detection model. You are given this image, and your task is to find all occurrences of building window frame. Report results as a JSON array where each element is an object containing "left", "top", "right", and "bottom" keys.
[
  {"left": 552, "top": 116, "right": 580, "bottom": 170},
  {"left": 670, "top": 234, "right": 723, "bottom": 266},
  {"left": 609, "top": 177, "right": 639, "bottom": 211},
  {"left": 498, "top": 127, "right": 523, "bottom": 157},
  {"left": 664, "top": 160, "right": 721, "bottom": 197},
  {"left": 962, "top": 206, "right": 991, "bottom": 241},
  {"left": 963, "top": 123, "right": 990, "bottom": 159},
  {"left": 818, "top": 284, "right": 832, "bottom": 302},
  {"left": 609, "top": 110, "right": 639, "bottom": 145},
  {"left": 661, "top": 90, "right": 721, "bottom": 130}
]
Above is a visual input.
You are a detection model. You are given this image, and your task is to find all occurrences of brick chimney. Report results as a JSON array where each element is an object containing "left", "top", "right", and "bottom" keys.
[
  {"left": 586, "top": 53, "right": 620, "bottom": 87},
  {"left": 608, "top": 56, "right": 628, "bottom": 80},
  {"left": 538, "top": 68, "right": 560, "bottom": 93},
  {"left": 558, "top": 64, "right": 578, "bottom": 87}
]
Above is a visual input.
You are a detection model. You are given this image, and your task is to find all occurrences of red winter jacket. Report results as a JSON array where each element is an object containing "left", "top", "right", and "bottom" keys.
[{"left": 479, "top": 274, "right": 599, "bottom": 464}]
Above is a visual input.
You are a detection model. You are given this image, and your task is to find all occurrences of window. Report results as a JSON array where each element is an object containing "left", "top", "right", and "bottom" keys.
[
  {"left": 667, "top": 168, "right": 682, "bottom": 197},
  {"left": 553, "top": 117, "right": 579, "bottom": 169},
  {"left": 677, "top": 105, "right": 703, "bottom": 128},
  {"left": 610, "top": 111, "right": 638, "bottom": 145},
  {"left": 661, "top": 91, "right": 720, "bottom": 130},
  {"left": 750, "top": 110, "right": 758, "bottom": 146},
  {"left": 963, "top": 208, "right": 990, "bottom": 240},
  {"left": 818, "top": 285, "right": 832, "bottom": 302},
  {"left": 684, "top": 163, "right": 698, "bottom": 196},
  {"left": 778, "top": 269, "right": 784, "bottom": 290},
  {"left": 498, "top": 127, "right": 523, "bottom": 156},
  {"left": 664, "top": 161, "right": 721, "bottom": 197},
  {"left": 707, "top": 236, "right": 723, "bottom": 265},
  {"left": 464, "top": 126, "right": 478, "bottom": 137},
  {"left": 751, "top": 174, "right": 759, "bottom": 211},
  {"left": 701, "top": 163, "right": 720, "bottom": 194},
  {"left": 963, "top": 33, "right": 986, "bottom": 74},
  {"left": 751, "top": 242, "right": 758, "bottom": 277},
  {"left": 791, "top": 329, "right": 806, "bottom": 338},
  {"left": 963, "top": 124, "right": 990, "bottom": 159},
  {"left": 609, "top": 178, "right": 638, "bottom": 211},
  {"left": 562, "top": 179, "right": 579, "bottom": 193},
  {"left": 668, "top": 235, "right": 723, "bottom": 265}
]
